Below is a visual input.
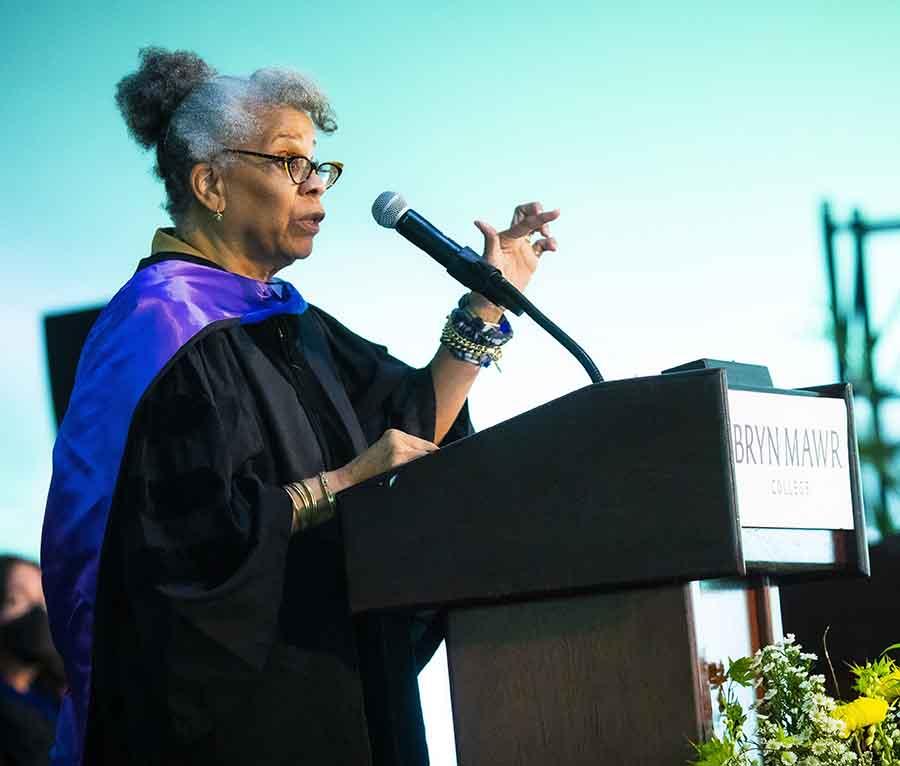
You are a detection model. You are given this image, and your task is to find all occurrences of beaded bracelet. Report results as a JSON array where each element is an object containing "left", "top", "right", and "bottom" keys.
[
  {"left": 440, "top": 294, "right": 514, "bottom": 368},
  {"left": 316, "top": 472, "right": 337, "bottom": 514},
  {"left": 454, "top": 294, "right": 514, "bottom": 340}
]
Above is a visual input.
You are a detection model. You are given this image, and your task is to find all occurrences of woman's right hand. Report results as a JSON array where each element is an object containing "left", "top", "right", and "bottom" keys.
[{"left": 325, "top": 429, "right": 438, "bottom": 494}]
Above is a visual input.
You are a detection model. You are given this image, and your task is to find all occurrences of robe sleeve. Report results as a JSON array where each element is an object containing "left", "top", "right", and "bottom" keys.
[
  {"left": 112, "top": 329, "right": 294, "bottom": 739},
  {"left": 310, "top": 307, "right": 474, "bottom": 446}
]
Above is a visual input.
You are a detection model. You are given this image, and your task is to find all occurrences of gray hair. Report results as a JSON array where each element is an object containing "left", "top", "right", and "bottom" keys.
[{"left": 116, "top": 47, "right": 337, "bottom": 223}]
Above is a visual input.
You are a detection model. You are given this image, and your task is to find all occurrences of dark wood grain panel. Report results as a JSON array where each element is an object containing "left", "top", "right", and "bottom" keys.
[{"left": 445, "top": 587, "right": 704, "bottom": 766}]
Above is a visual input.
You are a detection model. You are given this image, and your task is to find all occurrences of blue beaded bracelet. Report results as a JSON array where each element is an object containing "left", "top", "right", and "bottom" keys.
[
  {"left": 440, "top": 295, "right": 513, "bottom": 368},
  {"left": 451, "top": 295, "right": 513, "bottom": 345}
]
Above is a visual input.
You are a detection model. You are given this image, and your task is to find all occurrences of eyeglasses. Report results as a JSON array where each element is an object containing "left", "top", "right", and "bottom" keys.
[{"left": 223, "top": 149, "right": 344, "bottom": 190}]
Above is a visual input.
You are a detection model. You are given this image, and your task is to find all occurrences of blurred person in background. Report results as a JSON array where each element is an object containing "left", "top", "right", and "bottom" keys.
[{"left": 0, "top": 555, "right": 64, "bottom": 766}]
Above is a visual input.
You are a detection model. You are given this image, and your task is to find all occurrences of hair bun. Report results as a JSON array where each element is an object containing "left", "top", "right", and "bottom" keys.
[{"left": 115, "top": 47, "right": 216, "bottom": 149}]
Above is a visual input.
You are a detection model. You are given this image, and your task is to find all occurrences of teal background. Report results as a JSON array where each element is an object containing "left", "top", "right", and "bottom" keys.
[{"left": 2, "top": 3, "right": 899, "bottom": 760}]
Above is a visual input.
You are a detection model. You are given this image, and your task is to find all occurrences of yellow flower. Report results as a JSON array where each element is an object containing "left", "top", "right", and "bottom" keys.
[
  {"left": 874, "top": 669, "right": 900, "bottom": 701},
  {"left": 831, "top": 697, "right": 888, "bottom": 735}
]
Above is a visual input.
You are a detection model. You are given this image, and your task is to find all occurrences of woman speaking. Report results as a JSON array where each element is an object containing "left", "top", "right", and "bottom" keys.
[{"left": 41, "top": 47, "right": 559, "bottom": 765}]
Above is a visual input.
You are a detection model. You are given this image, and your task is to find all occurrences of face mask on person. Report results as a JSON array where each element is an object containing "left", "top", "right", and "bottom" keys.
[{"left": 0, "top": 605, "right": 56, "bottom": 665}]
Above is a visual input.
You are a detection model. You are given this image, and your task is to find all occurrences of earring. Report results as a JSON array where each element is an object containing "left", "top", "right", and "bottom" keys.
[{"left": 213, "top": 207, "right": 224, "bottom": 222}]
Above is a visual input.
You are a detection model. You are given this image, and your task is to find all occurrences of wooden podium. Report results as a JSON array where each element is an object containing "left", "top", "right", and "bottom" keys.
[{"left": 338, "top": 363, "right": 867, "bottom": 765}]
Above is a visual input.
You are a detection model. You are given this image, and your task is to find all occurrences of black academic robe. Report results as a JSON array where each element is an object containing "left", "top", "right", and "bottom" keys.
[{"left": 85, "top": 255, "right": 471, "bottom": 766}]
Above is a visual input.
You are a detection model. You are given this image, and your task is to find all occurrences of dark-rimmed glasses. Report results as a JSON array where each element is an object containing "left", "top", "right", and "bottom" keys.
[{"left": 223, "top": 149, "right": 344, "bottom": 189}]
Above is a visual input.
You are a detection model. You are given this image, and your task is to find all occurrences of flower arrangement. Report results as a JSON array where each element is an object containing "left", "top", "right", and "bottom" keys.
[{"left": 690, "top": 636, "right": 900, "bottom": 766}]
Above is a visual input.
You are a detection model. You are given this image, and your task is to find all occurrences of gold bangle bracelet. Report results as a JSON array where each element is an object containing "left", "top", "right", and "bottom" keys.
[
  {"left": 284, "top": 483, "right": 306, "bottom": 531},
  {"left": 286, "top": 479, "right": 319, "bottom": 531},
  {"left": 297, "top": 479, "right": 317, "bottom": 525}
]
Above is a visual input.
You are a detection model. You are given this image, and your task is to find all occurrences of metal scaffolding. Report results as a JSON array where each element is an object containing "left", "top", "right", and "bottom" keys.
[{"left": 821, "top": 202, "right": 899, "bottom": 536}]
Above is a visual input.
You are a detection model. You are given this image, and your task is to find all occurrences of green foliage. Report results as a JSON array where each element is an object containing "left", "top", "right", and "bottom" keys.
[
  {"left": 850, "top": 654, "right": 900, "bottom": 700},
  {"left": 688, "top": 635, "right": 900, "bottom": 766},
  {"left": 689, "top": 737, "right": 738, "bottom": 766},
  {"left": 728, "top": 657, "right": 755, "bottom": 687}
]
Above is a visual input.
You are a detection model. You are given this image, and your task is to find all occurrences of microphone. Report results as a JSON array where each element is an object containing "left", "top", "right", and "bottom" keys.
[
  {"left": 371, "top": 191, "right": 525, "bottom": 315},
  {"left": 371, "top": 191, "right": 603, "bottom": 383}
]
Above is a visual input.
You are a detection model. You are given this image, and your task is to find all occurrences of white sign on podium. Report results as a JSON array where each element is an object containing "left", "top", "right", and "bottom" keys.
[{"left": 727, "top": 389, "right": 854, "bottom": 530}]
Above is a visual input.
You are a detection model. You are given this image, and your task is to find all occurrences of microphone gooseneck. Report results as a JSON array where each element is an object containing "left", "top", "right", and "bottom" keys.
[{"left": 371, "top": 192, "right": 603, "bottom": 384}]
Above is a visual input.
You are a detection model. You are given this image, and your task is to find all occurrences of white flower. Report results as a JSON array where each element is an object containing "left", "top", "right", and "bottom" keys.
[{"left": 781, "top": 751, "right": 798, "bottom": 764}]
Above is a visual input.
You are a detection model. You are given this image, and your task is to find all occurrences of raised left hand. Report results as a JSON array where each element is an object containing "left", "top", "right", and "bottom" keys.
[{"left": 471, "top": 201, "right": 560, "bottom": 315}]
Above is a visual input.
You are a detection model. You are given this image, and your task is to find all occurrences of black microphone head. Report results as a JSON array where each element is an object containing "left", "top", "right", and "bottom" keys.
[{"left": 372, "top": 191, "right": 410, "bottom": 228}]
